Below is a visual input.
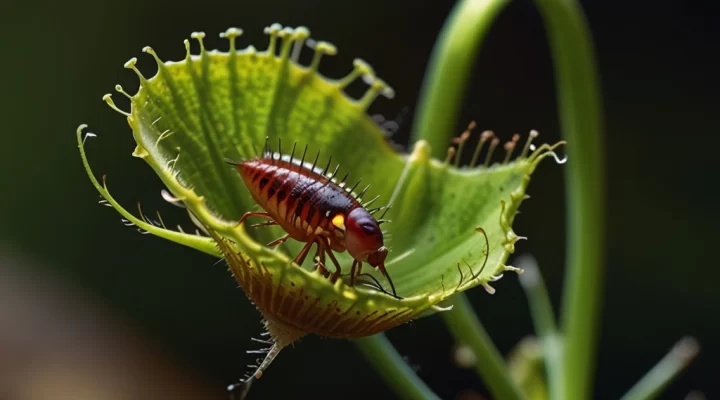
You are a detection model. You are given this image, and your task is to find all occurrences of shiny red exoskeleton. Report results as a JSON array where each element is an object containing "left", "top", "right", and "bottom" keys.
[{"left": 226, "top": 144, "right": 396, "bottom": 297}]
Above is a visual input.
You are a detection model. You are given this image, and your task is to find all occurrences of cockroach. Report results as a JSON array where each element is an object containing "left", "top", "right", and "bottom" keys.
[{"left": 225, "top": 139, "right": 397, "bottom": 297}]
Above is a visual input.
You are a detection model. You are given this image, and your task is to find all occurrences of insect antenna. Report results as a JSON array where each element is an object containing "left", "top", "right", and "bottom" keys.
[
  {"left": 356, "top": 273, "right": 383, "bottom": 289},
  {"left": 356, "top": 273, "right": 398, "bottom": 297},
  {"left": 357, "top": 272, "right": 402, "bottom": 300}
]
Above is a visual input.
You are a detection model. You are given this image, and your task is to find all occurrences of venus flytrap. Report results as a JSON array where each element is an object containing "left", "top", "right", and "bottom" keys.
[
  {"left": 77, "top": 1, "right": 699, "bottom": 398},
  {"left": 77, "top": 21, "right": 562, "bottom": 397}
]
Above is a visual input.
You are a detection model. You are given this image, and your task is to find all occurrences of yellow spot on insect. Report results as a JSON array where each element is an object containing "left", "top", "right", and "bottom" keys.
[{"left": 332, "top": 214, "right": 345, "bottom": 229}]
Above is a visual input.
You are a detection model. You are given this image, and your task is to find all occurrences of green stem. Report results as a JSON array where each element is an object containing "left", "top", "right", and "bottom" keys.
[
  {"left": 532, "top": 1, "right": 605, "bottom": 399},
  {"left": 355, "top": 334, "right": 441, "bottom": 400},
  {"left": 619, "top": 337, "right": 700, "bottom": 400},
  {"left": 517, "top": 254, "right": 563, "bottom": 400},
  {"left": 441, "top": 294, "right": 524, "bottom": 400},
  {"left": 409, "top": 0, "right": 510, "bottom": 158}
]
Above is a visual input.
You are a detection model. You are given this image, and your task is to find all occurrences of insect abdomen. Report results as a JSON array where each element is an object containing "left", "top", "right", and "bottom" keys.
[{"left": 237, "top": 159, "right": 358, "bottom": 240}]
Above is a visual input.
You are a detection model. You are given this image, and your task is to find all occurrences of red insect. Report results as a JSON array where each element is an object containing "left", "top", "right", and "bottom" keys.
[{"left": 225, "top": 140, "right": 397, "bottom": 297}]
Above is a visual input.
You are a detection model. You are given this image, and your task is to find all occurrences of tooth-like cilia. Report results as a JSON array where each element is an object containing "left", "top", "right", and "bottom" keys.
[{"left": 76, "top": 23, "right": 565, "bottom": 389}]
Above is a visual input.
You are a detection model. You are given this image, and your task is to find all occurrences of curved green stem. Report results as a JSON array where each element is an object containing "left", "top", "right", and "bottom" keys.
[
  {"left": 355, "top": 334, "right": 441, "bottom": 400},
  {"left": 619, "top": 337, "right": 700, "bottom": 400},
  {"left": 532, "top": 1, "right": 605, "bottom": 399},
  {"left": 441, "top": 294, "right": 524, "bottom": 400},
  {"left": 518, "top": 255, "right": 563, "bottom": 400},
  {"left": 410, "top": 0, "right": 510, "bottom": 158}
]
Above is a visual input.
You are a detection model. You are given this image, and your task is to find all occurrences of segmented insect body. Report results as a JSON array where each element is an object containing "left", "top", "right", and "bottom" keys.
[{"left": 226, "top": 145, "right": 396, "bottom": 297}]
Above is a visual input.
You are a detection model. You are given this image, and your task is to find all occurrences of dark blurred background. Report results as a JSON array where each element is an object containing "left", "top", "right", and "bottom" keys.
[{"left": 1, "top": 0, "right": 718, "bottom": 399}]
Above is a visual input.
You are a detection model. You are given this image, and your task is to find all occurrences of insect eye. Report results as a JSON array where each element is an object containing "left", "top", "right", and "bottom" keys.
[{"left": 360, "top": 222, "right": 377, "bottom": 235}]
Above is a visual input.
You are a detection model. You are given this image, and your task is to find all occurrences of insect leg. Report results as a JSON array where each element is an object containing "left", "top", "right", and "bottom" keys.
[
  {"left": 318, "top": 237, "right": 343, "bottom": 282},
  {"left": 293, "top": 239, "right": 315, "bottom": 266},
  {"left": 313, "top": 241, "right": 330, "bottom": 277},
  {"left": 266, "top": 234, "right": 290, "bottom": 248},
  {"left": 238, "top": 212, "right": 273, "bottom": 226},
  {"left": 349, "top": 260, "right": 361, "bottom": 286}
]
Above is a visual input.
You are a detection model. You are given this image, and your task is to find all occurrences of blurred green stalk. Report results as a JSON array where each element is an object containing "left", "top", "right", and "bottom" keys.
[
  {"left": 620, "top": 337, "right": 700, "bottom": 400},
  {"left": 518, "top": 255, "right": 563, "bottom": 400},
  {"left": 355, "top": 335, "right": 440, "bottom": 400},
  {"left": 441, "top": 294, "right": 525, "bottom": 400},
  {"left": 532, "top": 1, "right": 605, "bottom": 399}
]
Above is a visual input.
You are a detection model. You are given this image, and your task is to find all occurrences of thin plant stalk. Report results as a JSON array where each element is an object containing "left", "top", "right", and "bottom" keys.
[
  {"left": 532, "top": 0, "right": 606, "bottom": 399},
  {"left": 517, "top": 254, "right": 564, "bottom": 400},
  {"left": 355, "top": 334, "right": 441, "bottom": 400},
  {"left": 619, "top": 337, "right": 700, "bottom": 400},
  {"left": 441, "top": 294, "right": 524, "bottom": 400}
]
